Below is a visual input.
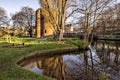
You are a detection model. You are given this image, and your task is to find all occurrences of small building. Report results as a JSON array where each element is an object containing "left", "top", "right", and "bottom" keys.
[
  {"left": 36, "top": 8, "right": 55, "bottom": 38},
  {"left": 36, "top": 8, "right": 76, "bottom": 38},
  {"left": 64, "top": 24, "right": 74, "bottom": 33}
]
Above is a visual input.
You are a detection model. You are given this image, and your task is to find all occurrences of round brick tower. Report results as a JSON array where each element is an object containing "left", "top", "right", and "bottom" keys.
[{"left": 36, "top": 9, "right": 41, "bottom": 38}]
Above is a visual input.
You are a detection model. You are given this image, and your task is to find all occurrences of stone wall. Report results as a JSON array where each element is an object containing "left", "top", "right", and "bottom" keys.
[{"left": 36, "top": 8, "right": 54, "bottom": 38}]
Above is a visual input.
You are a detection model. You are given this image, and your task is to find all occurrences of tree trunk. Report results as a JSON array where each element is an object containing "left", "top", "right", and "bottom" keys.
[
  {"left": 29, "top": 27, "right": 32, "bottom": 37},
  {"left": 84, "top": 52, "right": 88, "bottom": 80},
  {"left": 58, "top": 29, "right": 64, "bottom": 41}
]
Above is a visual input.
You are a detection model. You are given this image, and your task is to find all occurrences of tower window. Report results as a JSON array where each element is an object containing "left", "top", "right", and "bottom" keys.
[{"left": 45, "top": 30, "right": 47, "bottom": 33}]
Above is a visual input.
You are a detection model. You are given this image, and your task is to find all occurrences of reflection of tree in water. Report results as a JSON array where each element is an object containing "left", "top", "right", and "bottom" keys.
[
  {"left": 114, "top": 45, "right": 119, "bottom": 64},
  {"left": 36, "top": 56, "right": 66, "bottom": 80},
  {"left": 66, "top": 52, "right": 102, "bottom": 80},
  {"left": 96, "top": 42, "right": 120, "bottom": 65},
  {"left": 35, "top": 41, "right": 120, "bottom": 80},
  {"left": 67, "top": 41, "right": 120, "bottom": 80},
  {"left": 95, "top": 41, "right": 120, "bottom": 80}
]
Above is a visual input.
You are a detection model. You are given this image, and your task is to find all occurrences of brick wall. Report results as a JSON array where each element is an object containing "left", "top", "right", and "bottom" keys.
[{"left": 36, "top": 8, "right": 54, "bottom": 38}]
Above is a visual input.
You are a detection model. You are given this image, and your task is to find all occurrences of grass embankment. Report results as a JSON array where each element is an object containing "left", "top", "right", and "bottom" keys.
[{"left": 0, "top": 37, "right": 83, "bottom": 80}]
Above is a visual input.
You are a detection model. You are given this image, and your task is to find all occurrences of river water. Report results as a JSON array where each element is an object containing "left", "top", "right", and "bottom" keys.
[{"left": 22, "top": 40, "right": 120, "bottom": 80}]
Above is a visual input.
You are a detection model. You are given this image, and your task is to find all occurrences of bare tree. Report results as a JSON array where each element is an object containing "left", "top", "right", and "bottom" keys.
[
  {"left": 12, "top": 6, "right": 35, "bottom": 37},
  {"left": 39, "top": 0, "right": 77, "bottom": 41},
  {"left": 92, "top": 2, "right": 120, "bottom": 39},
  {"left": 0, "top": 7, "right": 11, "bottom": 41},
  {"left": 0, "top": 7, "right": 9, "bottom": 27},
  {"left": 115, "top": 3, "right": 120, "bottom": 31},
  {"left": 77, "top": 0, "right": 115, "bottom": 45}
]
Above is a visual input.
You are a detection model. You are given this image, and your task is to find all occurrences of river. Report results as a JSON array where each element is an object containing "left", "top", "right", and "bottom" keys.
[{"left": 21, "top": 40, "right": 120, "bottom": 80}]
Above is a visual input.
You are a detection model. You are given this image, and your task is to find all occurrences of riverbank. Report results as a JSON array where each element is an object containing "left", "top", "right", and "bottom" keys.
[
  {"left": 97, "top": 37, "right": 120, "bottom": 41},
  {"left": 97, "top": 35, "right": 120, "bottom": 41},
  {"left": 0, "top": 38, "right": 84, "bottom": 80}
]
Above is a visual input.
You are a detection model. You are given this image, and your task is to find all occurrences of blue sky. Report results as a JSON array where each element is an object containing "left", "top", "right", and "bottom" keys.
[
  {"left": 0, "top": 0, "right": 39, "bottom": 15},
  {"left": 0, "top": 0, "right": 120, "bottom": 16}
]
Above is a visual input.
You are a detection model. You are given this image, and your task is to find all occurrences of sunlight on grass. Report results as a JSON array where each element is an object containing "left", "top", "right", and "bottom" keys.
[{"left": 0, "top": 37, "right": 80, "bottom": 80}]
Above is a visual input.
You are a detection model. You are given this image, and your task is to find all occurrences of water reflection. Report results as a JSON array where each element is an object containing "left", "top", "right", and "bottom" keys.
[
  {"left": 37, "top": 56, "right": 66, "bottom": 80},
  {"left": 96, "top": 41, "right": 120, "bottom": 65},
  {"left": 23, "top": 41, "right": 120, "bottom": 80}
]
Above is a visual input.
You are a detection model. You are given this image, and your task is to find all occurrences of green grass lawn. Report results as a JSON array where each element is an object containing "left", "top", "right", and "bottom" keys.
[{"left": 0, "top": 37, "right": 79, "bottom": 80}]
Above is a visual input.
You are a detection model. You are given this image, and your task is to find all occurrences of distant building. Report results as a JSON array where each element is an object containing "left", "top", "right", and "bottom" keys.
[
  {"left": 0, "top": 33, "right": 2, "bottom": 37},
  {"left": 0, "top": 27, "right": 7, "bottom": 37},
  {"left": 64, "top": 24, "right": 74, "bottom": 33}
]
